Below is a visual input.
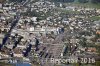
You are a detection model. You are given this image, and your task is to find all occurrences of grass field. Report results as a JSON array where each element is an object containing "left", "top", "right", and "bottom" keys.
[
  {"left": 63, "top": 1, "right": 100, "bottom": 9},
  {"left": 88, "top": 16, "right": 100, "bottom": 21},
  {"left": 0, "top": 62, "right": 14, "bottom": 66},
  {"left": 73, "top": 3, "right": 100, "bottom": 9}
]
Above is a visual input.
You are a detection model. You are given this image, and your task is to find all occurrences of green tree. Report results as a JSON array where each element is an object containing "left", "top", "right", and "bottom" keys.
[
  {"left": 78, "top": 0, "right": 89, "bottom": 3},
  {"left": 52, "top": 0, "right": 75, "bottom": 2},
  {"left": 79, "top": 37, "right": 87, "bottom": 47},
  {"left": 95, "top": 34, "right": 100, "bottom": 39},
  {"left": 91, "top": 0, "right": 100, "bottom": 3},
  {"left": 9, "top": 0, "right": 25, "bottom": 2}
]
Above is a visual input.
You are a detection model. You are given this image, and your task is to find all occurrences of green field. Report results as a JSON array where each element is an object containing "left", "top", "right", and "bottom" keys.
[
  {"left": 73, "top": 3, "right": 100, "bottom": 9},
  {"left": 63, "top": 1, "right": 100, "bottom": 9},
  {"left": 0, "top": 62, "right": 14, "bottom": 66},
  {"left": 88, "top": 16, "right": 100, "bottom": 21}
]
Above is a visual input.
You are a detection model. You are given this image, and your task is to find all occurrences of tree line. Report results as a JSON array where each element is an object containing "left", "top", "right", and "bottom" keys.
[
  {"left": 7, "top": 0, "right": 100, "bottom": 3},
  {"left": 51, "top": 0, "right": 100, "bottom": 3}
]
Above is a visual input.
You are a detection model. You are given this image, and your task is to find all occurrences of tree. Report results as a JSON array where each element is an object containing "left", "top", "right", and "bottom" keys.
[
  {"left": 78, "top": 0, "right": 88, "bottom": 3},
  {"left": 79, "top": 37, "right": 87, "bottom": 47},
  {"left": 95, "top": 34, "right": 100, "bottom": 39},
  {"left": 91, "top": 0, "right": 100, "bottom": 3},
  {"left": 9, "top": 0, "right": 25, "bottom": 2},
  {"left": 52, "top": 0, "right": 75, "bottom": 2}
]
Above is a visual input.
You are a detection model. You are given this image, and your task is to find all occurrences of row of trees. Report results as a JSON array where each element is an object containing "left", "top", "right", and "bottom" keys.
[
  {"left": 9, "top": 0, "right": 40, "bottom": 3},
  {"left": 52, "top": 0, "right": 74, "bottom": 2},
  {"left": 91, "top": 0, "right": 100, "bottom": 3},
  {"left": 78, "top": 0, "right": 88, "bottom": 3},
  {"left": 51, "top": 0, "right": 100, "bottom": 3},
  {"left": 7, "top": 0, "right": 100, "bottom": 3},
  {"left": 78, "top": 0, "right": 100, "bottom": 3},
  {"left": 9, "top": 0, "right": 24, "bottom": 2}
]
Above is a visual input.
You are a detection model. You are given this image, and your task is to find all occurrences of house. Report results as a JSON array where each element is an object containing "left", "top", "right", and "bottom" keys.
[
  {"left": 87, "top": 47, "right": 97, "bottom": 52},
  {"left": 70, "top": 39, "right": 79, "bottom": 44},
  {"left": 31, "top": 17, "right": 37, "bottom": 22},
  {"left": 29, "top": 27, "right": 35, "bottom": 31},
  {"left": 96, "top": 30, "right": 100, "bottom": 34},
  {"left": 97, "top": 9, "right": 100, "bottom": 13}
]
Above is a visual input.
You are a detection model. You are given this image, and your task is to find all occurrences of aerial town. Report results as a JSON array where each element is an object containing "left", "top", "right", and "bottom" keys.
[{"left": 0, "top": 0, "right": 100, "bottom": 66}]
